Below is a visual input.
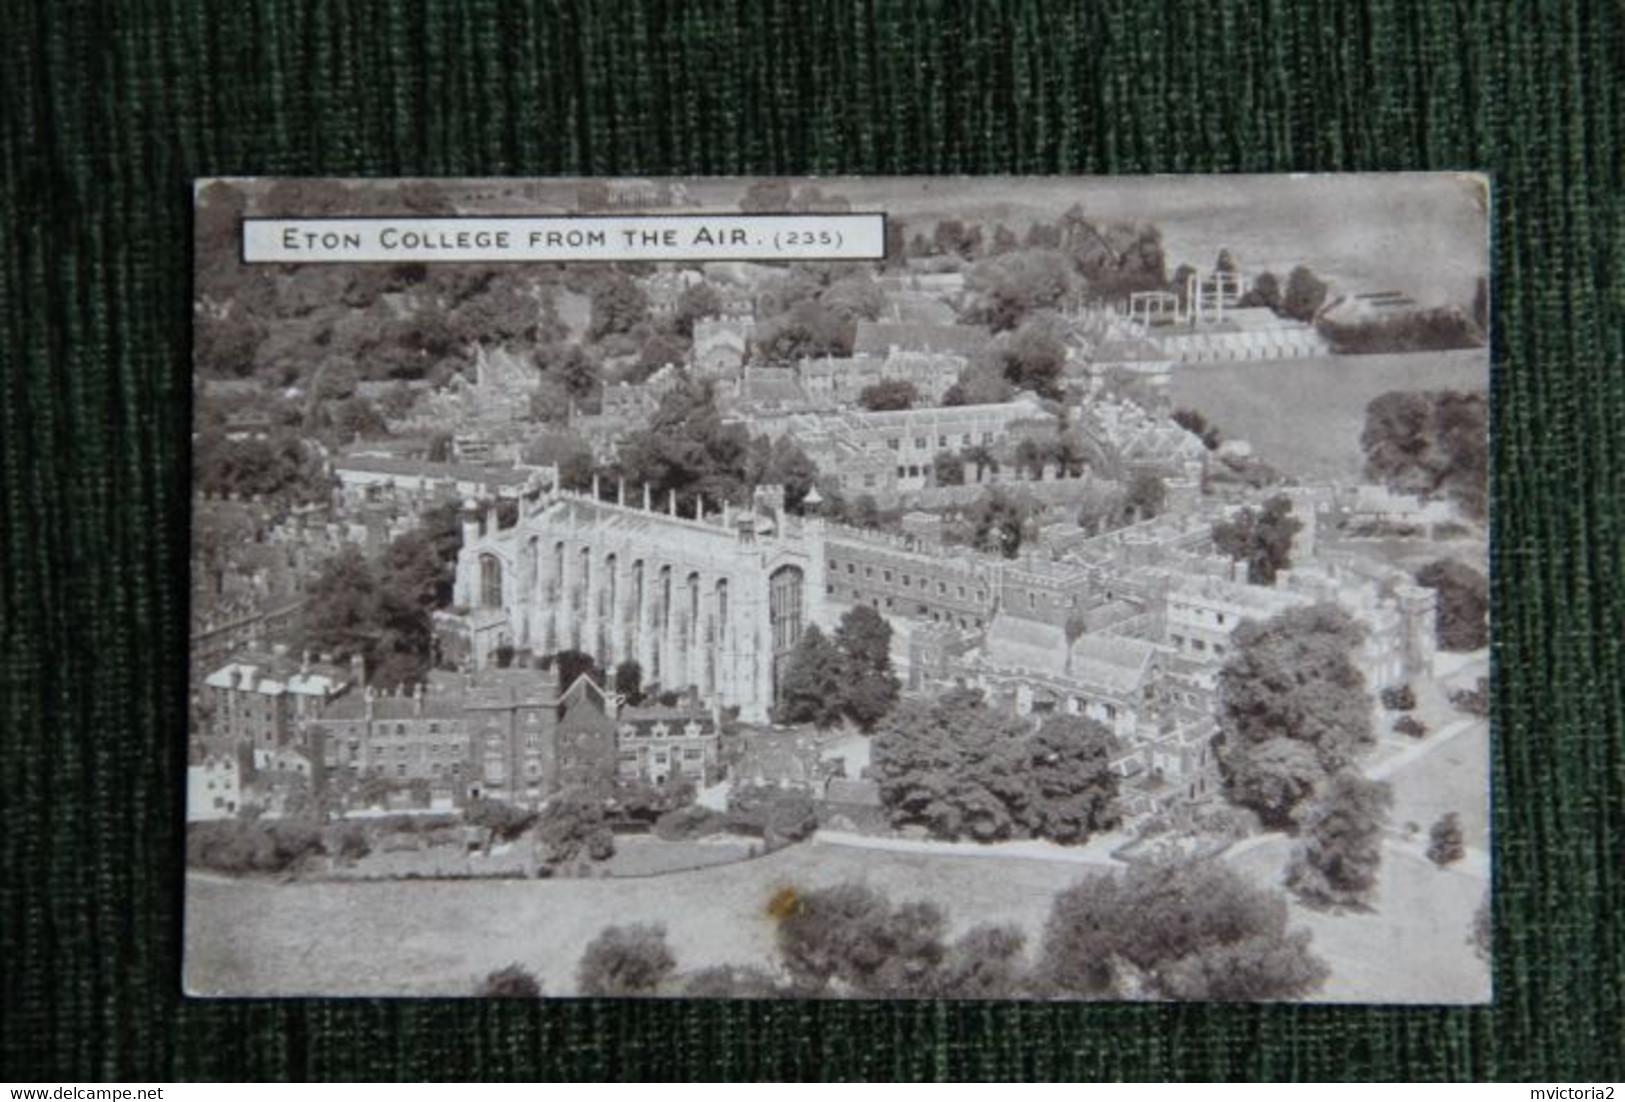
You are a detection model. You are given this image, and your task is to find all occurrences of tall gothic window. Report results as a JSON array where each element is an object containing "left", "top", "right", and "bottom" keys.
[{"left": 479, "top": 555, "right": 503, "bottom": 609}]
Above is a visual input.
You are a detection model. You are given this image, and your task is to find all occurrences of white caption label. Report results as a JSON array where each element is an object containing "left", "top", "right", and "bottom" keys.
[{"left": 242, "top": 214, "right": 886, "bottom": 263}]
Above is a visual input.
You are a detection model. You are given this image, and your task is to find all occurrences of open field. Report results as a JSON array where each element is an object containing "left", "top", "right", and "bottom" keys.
[
  {"left": 185, "top": 840, "right": 1097, "bottom": 997},
  {"left": 1169, "top": 349, "right": 1488, "bottom": 483},
  {"left": 1225, "top": 837, "right": 1489, "bottom": 1004},
  {"left": 188, "top": 804, "right": 1488, "bottom": 1000},
  {"left": 1386, "top": 719, "right": 1491, "bottom": 851}
]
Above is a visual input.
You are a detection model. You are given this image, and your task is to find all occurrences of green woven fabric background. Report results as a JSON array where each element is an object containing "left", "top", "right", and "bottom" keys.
[{"left": 1, "top": 0, "right": 1620, "bottom": 1082}]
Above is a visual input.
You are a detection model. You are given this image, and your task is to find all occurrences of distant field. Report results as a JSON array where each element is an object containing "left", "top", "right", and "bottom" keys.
[{"left": 1168, "top": 349, "right": 1489, "bottom": 483}]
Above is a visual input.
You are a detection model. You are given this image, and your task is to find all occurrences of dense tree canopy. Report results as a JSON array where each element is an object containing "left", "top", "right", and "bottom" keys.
[
  {"left": 1360, "top": 390, "right": 1489, "bottom": 520},
  {"left": 772, "top": 625, "right": 848, "bottom": 729},
  {"left": 1212, "top": 494, "right": 1302, "bottom": 585},
  {"left": 1213, "top": 604, "right": 1374, "bottom": 826},
  {"left": 1281, "top": 265, "right": 1330, "bottom": 322},
  {"left": 297, "top": 502, "right": 460, "bottom": 689},
  {"left": 859, "top": 379, "right": 919, "bottom": 411},
  {"left": 473, "top": 965, "right": 542, "bottom": 998},
  {"left": 616, "top": 377, "right": 754, "bottom": 513},
  {"left": 776, "top": 882, "right": 1027, "bottom": 998},
  {"left": 774, "top": 608, "right": 900, "bottom": 731},
  {"left": 1414, "top": 558, "right": 1490, "bottom": 651},
  {"left": 1040, "top": 859, "right": 1327, "bottom": 1001},
  {"left": 872, "top": 692, "right": 1121, "bottom": 844},
  {"left": 1285, "top": 771, "right": 1393, "bottom": 910},
  {"left": 963, "top": 249, "right": 1074, "bottom": 330},
  {"left": 575, "top": 924, "right": 677, "bottom": 996}
]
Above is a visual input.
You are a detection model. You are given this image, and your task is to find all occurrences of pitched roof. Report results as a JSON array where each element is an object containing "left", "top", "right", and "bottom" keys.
[
  {"left": 983, "top": 614, "right": 1157, "bottom": 694},
  {"left": 852, "top": 322, "right": 990, "bottom": 358}
]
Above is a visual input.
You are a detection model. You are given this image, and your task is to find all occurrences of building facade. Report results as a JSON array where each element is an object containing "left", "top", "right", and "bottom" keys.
[{"left": 439, "top": 481, "right": 831, "bottom": 722}]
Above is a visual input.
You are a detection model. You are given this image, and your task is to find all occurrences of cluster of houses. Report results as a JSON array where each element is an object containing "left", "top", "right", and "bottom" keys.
[{"left": 191, "top": 249, "right": 1459, "bottom": 839}]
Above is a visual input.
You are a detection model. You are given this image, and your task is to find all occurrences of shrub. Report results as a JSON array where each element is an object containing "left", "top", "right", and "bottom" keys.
[
  {"left": 186, "top": 819, "right": 325, "bottom": 874},
  {"left": 1380, "top": 684, "right": 1417, "bottom": 712},
  {"left": 1450, "top": 677, "right": 1490, "bottom": 718},
  {"left": 727, "top": 785, "right": 818, "bottom": 847},
  {"left": 576, "top": 923, "right": 676, "bottom": 996},
  {"left": 323, "top": 821, "right": 371, "bottom": 862},
  {"left": 653, "top": 805, "right": 727, "bottom": 841},
  {"left": 1040, "top": 859, "right": 1326, "bottom": 1001},
  {"left": 586, "top": 827, "right": 616, "bottom": 862},
  {"left": 475, "top": 964, "right": 542, "bottom": 997},
  {"left": 1426, "top": 812, "right": 1467, "bottom": 867},
  {"left": 1393, "top": 715, "right": 1428, "bottom": 739}
]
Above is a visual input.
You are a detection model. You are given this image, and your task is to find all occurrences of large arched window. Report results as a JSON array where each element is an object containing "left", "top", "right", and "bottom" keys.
[
  {"left": 769, "top": 565, "right": 806, "bottom": 700},
  {"left": 479, "top": 554, "right": 503, "bottom": 609}
]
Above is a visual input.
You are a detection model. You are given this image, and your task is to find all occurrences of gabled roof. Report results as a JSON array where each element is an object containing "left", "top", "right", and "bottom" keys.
[
  {"left": 983, "top": 614, "right": 1157, "bottom": 695},
  {"left": 852, "top": 322, "right": 990, "bottom": 358}
]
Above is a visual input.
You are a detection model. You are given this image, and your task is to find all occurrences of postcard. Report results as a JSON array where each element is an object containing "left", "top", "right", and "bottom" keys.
[{"left": 186, "top": 174, "right": 1490, "bottom": 1000}]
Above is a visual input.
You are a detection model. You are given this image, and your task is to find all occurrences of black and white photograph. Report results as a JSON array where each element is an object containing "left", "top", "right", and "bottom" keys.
[{"left": 185, "top": 174, "right": 1491, "bottom": 1002}]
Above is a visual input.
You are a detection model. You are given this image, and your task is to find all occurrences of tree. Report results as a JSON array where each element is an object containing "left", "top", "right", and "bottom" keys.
[
  {"left": 1217, "top": 738, "right": 1325, "bottom": 829},
  {"left": 1016, "top": 715, "right": 1122, "bottom": 843},
  {"left": 1286, "top": 771, "right": 1393, "bottom": 909},
  {"left": 1040, "top": 859, "right": 1327, "bottom": 1000},
  {"left": 859, "top": 379, "right": 919, "bottom": 411},
  {"left": 1123, "top": 470, "right": 1167, "bottom": 521},
  {"left": 776, "top": 882, "right": 950, "bottom": 997},
  {"left": 1214, "top": 604, "right": 1374, "bottom": 825},
  {"left": 1212, "top": 494, "right": 1302, "bottom": 585},
  {"left": 820, "top": 274, "right": 886, "bottom": 323},
  {"left": 745, "top": 434, "right": 821, "bottom": 513},
  {"left": 1470, "top": 891, "right": 1492, "bottom": 960},
  {"left": 1427, "top": 812, "right": 1467, "bottom": 867},
  {"left": 613, "top": 659, "right": 644, "bottom": 705},
  {"left": 1361, "top": 390, "right": 1488, "bottom": 520},
  {"left": 672, "top": 281, "right": 723, "bottom": 337},
  {"left": 773, "top": 625, "right": 847, "bottom": 728},
  {"left": 833, "top": 605, "right": 901, "bottom": 730},
  {"left": 872, "top": 693, "right": 1120, "bottom": 845},
  {"left": 963, "top": 249, "right": 1074, "bottom": 330},
  {"left": 755, "top": 299, "right": 853, "bottom": 361},
  {"left": 297, "top": 547, "right": 381, "bottom": 663},
  {"left": 587, "top": 272, "right": 649, "bottom": 340},
  {"left": 1015, "top": 438, "right": 1047, "bottom": 480},
  {"left": 967, "top": 487, "right": 1034, "bottom": 558},
  {"left": 617, "top": 378, "right": 754, "bottom": 512},
  {"left": 1240, "top": 271, "right": 1283, "bottom": 313},
  {"left": 1414, "top": 559, "right": 1490, "bottom": 651},
  {"left": 942, "top": 363, "right": 1015, "bottom": 406},
  {"left": 1171, "top": 408, "right": 1222, "bottom": 451},
  {"left": 982, "top": 320, "right": 1068, "bottom": 398},
  {"left": 934, "top": 924, "right": 1029, "bottom": 998},
  {"left": 475, "top": 965, "right": 542, "bottom": 997},
  {"left": 932, "top": 450, "right": 966, "bottom": 486},
  {"left": 576, "top": 924, "right": 677, "bottom": 996},
  {"left": 1282, "top": 265, "right": 1329, "bottom": 322},
  {"left": 550, "top": 649, "right": 604, "bottom": 690}
]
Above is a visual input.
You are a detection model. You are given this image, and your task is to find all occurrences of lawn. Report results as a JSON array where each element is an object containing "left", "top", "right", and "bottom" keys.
[
  {"left": 1168, "top": 349, "right": 1488, "bottom": 484},
  {"left": 185, "top": 840, "right": 1097, "bottom": 997},
  {"left": 1225, "top": 836, "right": 1489, "bottom": 1004},
  {"left": 1385, "top": 720, "right": 1491, "bottom": 851}
]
